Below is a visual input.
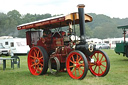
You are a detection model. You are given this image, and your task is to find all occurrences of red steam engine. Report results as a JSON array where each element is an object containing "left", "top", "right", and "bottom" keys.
[{"left": 17, "top": 4, "right": 110, "bottom": 80}]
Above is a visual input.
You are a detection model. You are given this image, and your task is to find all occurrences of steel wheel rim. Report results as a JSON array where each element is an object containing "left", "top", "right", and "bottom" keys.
[
  {"left": 28, "top": 47, "right": 44, "bottom": 75},
  {"left": 89, "top": 51, "right": 107, "bottom": 76},
  {"left": 67, "top": 52, "right": 85, "bottom": 79}
]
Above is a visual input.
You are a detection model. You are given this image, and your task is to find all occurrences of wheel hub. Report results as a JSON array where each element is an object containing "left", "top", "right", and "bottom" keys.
[
  {"left": 35, "top": 59, "right": 39, "bottom": 64},
  {"left": 96, "top": 61, "right": 101, "bottom": 66},
  {"left": 74, "top": 63, "right": 80, "bottom": 68}
]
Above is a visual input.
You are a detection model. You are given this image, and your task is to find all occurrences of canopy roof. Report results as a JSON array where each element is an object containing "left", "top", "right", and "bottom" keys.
[
  {"left": 17, "top": 12, "right": 92, "bottom": 30},
  {"left": 117, "top": 25, "right": 128, "bottom": 29}
]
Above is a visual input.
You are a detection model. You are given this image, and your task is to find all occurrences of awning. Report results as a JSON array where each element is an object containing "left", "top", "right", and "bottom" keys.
[{"left": 17, "top": 12, "right": 93, "bottom": 30}]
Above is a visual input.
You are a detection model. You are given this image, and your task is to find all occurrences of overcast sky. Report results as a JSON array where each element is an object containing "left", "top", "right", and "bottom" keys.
[{"left": 0, "top": 0, "right": 128, "bottom": 18}]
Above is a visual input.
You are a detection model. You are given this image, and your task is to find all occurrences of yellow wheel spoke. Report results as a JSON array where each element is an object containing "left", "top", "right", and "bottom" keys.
[
  {"left": 79, "top": 63, "right": 84, "bottom": 66},
  {"left": 31, "top": 64, "right": 36, "bottom": 67},
  {"left": 75, "top": 69, "right": 77, "bottom": 77},
  {"left": 70, "top": 60, "right": 75, "bottom": 64},
  {"left": 98, "top": 66, "right": 100, "bottom": 74},
  {"left": 79, "top": 67, "right": 84, "bottom": 72},
  {"left": 72, "top": 68, "right": 76, "bottom": 73},
  {"left": 30, "top": 56, "right": 35, "bottom": 59},
  {"left": 40, "top": 63, "right": 43, "bottom": 67},
  {"left": 93, "top": 65, "right": 97, "bottom": 71},
  {"left": 37, "top": 51, "right": 40, "bottom": 58},
  {"left": 101, "top": 64, "right": 106, "bottom": 68},
  {"left": 71, "top": 56, "right": 75, "bottom": 62},
  {"left": 78, "top": 57, "right": 82, "bottom": 62},
  {"left": 97, "top": 53, "right": 99, "bottom": 61},
  {"left": 34, "top": 49, "right": 37, "bottom": 54},
  {"left": 101, "top": 60, "right": 106, "bottom": 63},
  {"left": 70, "top": 65, "right": 74, "bottom": 68},
  {"left": 39, "top": 56, "right": 43, "bottom": 59},
  {"left": 76, "top": 55, "right": 79, "bottom": 61},
  {"left": 34, "top": 52, "right": 36, "bottom": 57},
  {"left": 99, "top": 66, "right": 103, "bottom": 73},
  {"left": 78, "top": 67, "right": 82, "bottom": 76},
  {"left": 100, "top": 55, "right": 104, "bottom": 61}
]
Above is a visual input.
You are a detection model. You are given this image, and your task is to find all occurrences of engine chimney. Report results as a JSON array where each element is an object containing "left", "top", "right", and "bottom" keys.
[
  {"left": 76, "top": 4, "right": 95, "bottom": 54},
  {"left": 77, "top": 4, "right": 86, "bottom": 43}
]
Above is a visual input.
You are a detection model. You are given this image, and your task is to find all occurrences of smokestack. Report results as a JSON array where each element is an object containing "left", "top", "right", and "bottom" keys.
[{"left": 77, "top": 4, "right": 86, "bottom": 42}]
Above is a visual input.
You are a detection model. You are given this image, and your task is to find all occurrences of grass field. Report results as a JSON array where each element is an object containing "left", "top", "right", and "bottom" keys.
[{"left": 0, "top": 49, "right": 128, "bottom": 85}]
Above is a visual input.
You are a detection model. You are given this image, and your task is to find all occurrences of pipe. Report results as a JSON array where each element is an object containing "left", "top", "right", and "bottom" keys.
[{"left": 77, "top": 4, "right": 86, "bottom": 43}]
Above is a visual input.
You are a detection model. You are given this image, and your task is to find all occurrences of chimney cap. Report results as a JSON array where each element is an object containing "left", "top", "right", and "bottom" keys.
[{"left": 77, "top": 4, "right": 85, "bottom": 8}]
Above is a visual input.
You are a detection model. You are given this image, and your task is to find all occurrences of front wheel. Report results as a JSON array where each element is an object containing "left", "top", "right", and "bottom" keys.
[
  {"left": 66, "top": 50, "right": 88, "bottom": 80},
  {"left": 89, "top": 50, "right": 110, "bottom": 77}
]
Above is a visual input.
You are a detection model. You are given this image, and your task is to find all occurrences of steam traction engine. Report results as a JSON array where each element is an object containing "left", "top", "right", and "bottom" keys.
[{"left": 17, "top": 4, "right": 110, "bottom": 80}]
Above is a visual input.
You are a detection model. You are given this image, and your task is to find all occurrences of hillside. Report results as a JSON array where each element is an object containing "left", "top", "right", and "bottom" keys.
[{"left": 0, "top": 10, "right": 128, "bottom": 38}]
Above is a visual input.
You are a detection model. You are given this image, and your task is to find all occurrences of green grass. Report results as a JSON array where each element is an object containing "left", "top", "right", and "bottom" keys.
[{"left": 0, "top": 49, "right": 128, "bottom": 85}]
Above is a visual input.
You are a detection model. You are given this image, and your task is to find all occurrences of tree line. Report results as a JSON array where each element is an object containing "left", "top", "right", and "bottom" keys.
[
  {"left": 0, "top": 10, "right": 128, "bottom": 39},
  {"left": 0, "top": 10, "right": 52, "bottom": 38}
]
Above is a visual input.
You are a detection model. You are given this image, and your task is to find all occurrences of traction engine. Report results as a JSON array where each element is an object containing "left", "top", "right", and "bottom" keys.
[{"left": 17, "top": 4, "right": 110, "bottom": 80}]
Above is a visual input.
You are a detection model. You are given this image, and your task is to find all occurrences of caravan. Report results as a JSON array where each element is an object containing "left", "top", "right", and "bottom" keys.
[
  {"left": 0, "top": 37, "right": 30, "bottom": 55},
  {"left": 86, "top": 38, "right": 102, "bottom": 44},
  {"left": 102, "top": 38, "right": 128, "bottom": 49}
]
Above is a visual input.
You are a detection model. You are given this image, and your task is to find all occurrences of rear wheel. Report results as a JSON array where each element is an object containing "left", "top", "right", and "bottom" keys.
[
  {"left": 28, "top": 46, "right": 48, "bottom": 75},
  {"left": 89, "top": 50, "right": 110, "bottom": 77},
  {"left": 66, "top": 50, "right": 88, "bottom": 80}
]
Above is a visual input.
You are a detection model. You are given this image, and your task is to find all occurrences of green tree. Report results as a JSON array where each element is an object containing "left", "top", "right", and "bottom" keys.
[
  {"left": 0, "top": 10, "right": 128, "bottom": 38},
  {"left": 7, "top": 10, "right": 21, "bottom": 24}
]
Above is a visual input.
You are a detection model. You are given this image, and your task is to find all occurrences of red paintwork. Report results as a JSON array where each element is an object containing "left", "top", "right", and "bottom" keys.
[
  {"left": 28, "top": 47, "right": 44, "bottom": 75},
  {"left": 66, "top": 51, "right": 85, "bottom": 79},
  {"left": 26, "top": 30, "right": 74, "bottom": 64},
  {"left": 89, "top": 50, "right": 107, "bottom": 76},
  {"left": 17, "top": 6, "right": 110, "bottom": 79},
  {"left": 17, "top": 17, "right": 65, "bottom": 30}
]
